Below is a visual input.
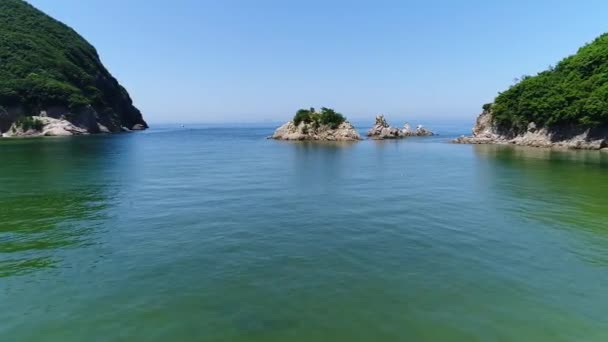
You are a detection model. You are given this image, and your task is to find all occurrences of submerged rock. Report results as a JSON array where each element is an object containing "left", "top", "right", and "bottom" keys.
[
  {"left": 367, "top": 115, "right": 434, "bottom": 139},
  {"left": 271, "top": 121, "right": 360, "bottom": 141},
  {"left": 454, "top": 110, "right": 608, "bottom": 150}
]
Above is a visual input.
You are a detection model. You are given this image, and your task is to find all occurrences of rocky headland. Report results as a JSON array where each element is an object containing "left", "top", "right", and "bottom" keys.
[
  {"left": 367, "top": 115, "right": 434, "bottom": 140},
  {"left": 0, "top": 0, "right": 147, "bottom": 138},
  {"left": 454, "top": 109, "right": 608, "bottom": 150},
  {"left": 456, "top": 33, "right": 608, "bottom": 151}
]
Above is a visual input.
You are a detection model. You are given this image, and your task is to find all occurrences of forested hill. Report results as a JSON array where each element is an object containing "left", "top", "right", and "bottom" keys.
[
  {"left": 490, "top": 33, "right": 608, "bottom": 133},
  {"left": 0, "top": 0, "right": 147, "bottom": 132}
]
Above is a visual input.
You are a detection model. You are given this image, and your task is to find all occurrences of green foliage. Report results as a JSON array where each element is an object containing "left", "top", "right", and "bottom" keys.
[
  {"left": 15, "top": 116, "right": 44, "bottom": 131},
  {"left": 293, "top": 109, "right": 313, "bottom": 126},
  {"left": 319, "top": 107, "right": 346, "bottom": 128},
  {"left": 292, "top": 107, "right": 346, "bottom": 129},
  {"left": 0, "top": 0, "right": 146, "bottom": 128},
  {"left": 492, "top": 33, "right": 608, "bottom": 132}
]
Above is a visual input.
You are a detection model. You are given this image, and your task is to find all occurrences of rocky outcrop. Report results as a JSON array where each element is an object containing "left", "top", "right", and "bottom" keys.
[
  {"left": 0, "top": 104, "right": 144, "bottom": 138},
  {"left": 366, "top": 115, "right": 434, "bottom": 140},
  {"left": 271, "top": 121, "right": 361, "bottom": 141},
  {"left": 0, "top": 97, "right": 145, "bottom": 138},
  {"left": 2, "top": 116, "right": 90, "bottom": 137},
  {"left": 454, "top": 110, "right": 608, "bottom": 150},
  {"left": 131, "top": 124, "right": 147, "bottom": 131}
]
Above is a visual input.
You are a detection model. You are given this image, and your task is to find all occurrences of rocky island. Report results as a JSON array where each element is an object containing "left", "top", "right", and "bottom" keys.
[
  {"left": 0, "top": 0, "right": 147, "bottom": 138},
  {"left": 455, "top": 33, "right": 608, "bottom": 150},
  {"left": 367, "top": 115, "right": 434, "bottom": 139},
  {"left": 271, "top": 107, "right": 360, "bottom": 141}
]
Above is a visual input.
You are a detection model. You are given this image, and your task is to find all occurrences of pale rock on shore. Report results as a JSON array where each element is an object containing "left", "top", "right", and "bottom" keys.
[
  {"left": 2, "top": 116, "right": 91, "bottom": 137},
  {"left": 131, "top": 124, "right": 147, "bottom": 131},
  {"left": 454, "top": 110, "right": 608, "bottom": 150},
  {"left": 0, "top": 104, "right": 147, "bottom": 138},
  {"left": 366, "top": 115, "right": 434, "bottom": 140},
  {"left": 271, "top": 121, "right": 361, "bottom": 141}
]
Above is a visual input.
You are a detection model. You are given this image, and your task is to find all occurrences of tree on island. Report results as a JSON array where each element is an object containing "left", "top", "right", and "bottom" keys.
[{"left": 292, "top": 107, "right": 346, "bottom": 129}]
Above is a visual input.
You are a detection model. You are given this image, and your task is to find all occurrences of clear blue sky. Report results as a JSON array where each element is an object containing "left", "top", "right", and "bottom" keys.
[{"left": 28, "top": 0, "right": 608, "bottom": 124}]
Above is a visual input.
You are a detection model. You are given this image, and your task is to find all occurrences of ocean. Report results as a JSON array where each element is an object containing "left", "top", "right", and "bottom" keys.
[{"left": 1, "top": 123, "right": 607, "bottom": 341}]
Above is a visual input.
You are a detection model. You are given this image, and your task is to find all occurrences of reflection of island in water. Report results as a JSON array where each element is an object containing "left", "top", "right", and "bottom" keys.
[
  {"left": 291, "top": 141, "right": 355, "bottom": 190},
  {"left": 0, "top": 137, "right": 128, "bottom": 278},
  {"left": 472, "top": 144, "right": 608, "bottom": 236},
  {"left": 473, "top": 144, "right": 608, "bottom": 167}
]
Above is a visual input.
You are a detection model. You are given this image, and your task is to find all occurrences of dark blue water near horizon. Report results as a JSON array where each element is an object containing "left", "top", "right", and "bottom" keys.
[{"left": 1, "top": 122, "right": 607, "bottom": 341}]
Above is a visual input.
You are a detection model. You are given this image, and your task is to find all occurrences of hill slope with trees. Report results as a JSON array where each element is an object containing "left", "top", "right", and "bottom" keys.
[
  {"left": 0, "top": 0, "right": 147, "bottom": 133},
  {"left": 491, "top": 33, "right": 608, "bottom": 133}
]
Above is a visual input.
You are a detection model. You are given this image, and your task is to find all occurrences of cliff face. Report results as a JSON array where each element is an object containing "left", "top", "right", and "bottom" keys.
[
  {"left": 0, "top": 0, "right": 147, "bottom": 136},
  {"left": 454, "top": 110, "right": 608, "bottom": 150}
]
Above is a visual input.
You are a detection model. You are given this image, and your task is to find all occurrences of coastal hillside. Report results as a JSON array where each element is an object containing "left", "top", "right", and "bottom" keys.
[
  {"left": 456, "top": 33, "right": 608, "bottom": 149},
  {"left": 0, "top": 0, "right": 147, "bottom": 134},
  {"left": 492, "top": 33, "right": 608, "bottom": 133}
]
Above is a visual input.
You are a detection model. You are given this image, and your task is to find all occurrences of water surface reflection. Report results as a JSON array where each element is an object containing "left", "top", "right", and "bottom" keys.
[
  {"left": 472, "top": 144, "right": 608, "bottom": 264},
  {"left": 0, "top": 136, "right": 129, "bottom": 277}
]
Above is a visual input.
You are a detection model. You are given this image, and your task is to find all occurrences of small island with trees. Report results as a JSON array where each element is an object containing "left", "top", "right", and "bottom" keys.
[{"left": 271, "top": 107, "right": 361, "bottom": 141}]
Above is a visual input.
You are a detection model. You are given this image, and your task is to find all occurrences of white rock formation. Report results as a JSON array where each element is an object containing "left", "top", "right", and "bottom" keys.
[{"left": 2, "top": 116, "right": 89, "bottom": 137}]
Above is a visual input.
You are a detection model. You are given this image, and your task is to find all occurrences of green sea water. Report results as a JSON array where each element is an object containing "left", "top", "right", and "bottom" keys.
[{"left": 1, "top": 125, "right": 607, "bottom": 341}]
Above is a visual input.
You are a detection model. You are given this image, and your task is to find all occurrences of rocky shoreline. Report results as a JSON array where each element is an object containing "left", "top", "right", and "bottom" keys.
[
  {"left": 454, "top": 110, "right": 608, "bottom": 150},
  {"left": 0, "top": 106, "right": 146, "bottom": 138},
  {"left": 1, "top": 116, "right": 145, "bottom": 138}
]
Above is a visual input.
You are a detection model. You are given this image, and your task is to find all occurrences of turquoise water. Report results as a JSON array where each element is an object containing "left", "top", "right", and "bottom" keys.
[{"left": 1, "top": 125, "right": 608, "bottom": 341}]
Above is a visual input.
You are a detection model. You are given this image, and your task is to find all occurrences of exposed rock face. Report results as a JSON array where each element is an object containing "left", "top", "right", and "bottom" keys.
[
  {"left": 0, "top": 100, "right": 146, "bottom": 140},
  {"left": 454, "top": 110, "right": 608, "bottom": 150},
  {"left": 0, "top": 104, "right": 144, "bottom": 138},
  {"left": 2, "top": 116, "right": 89, "bottom": 137},
  {"left": 367, "top": 115, "right": 434, "bottom": 140},
  {"left": 271, "top": 121, "right": 361, "bottom": 141}
]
